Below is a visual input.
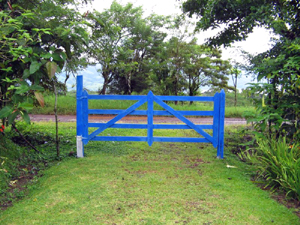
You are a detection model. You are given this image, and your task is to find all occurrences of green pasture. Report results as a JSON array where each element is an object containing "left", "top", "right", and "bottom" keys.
[
  {"left": 0, "top": 123, "right": 298, "bottom": 224},
  {"left": 30, "top": 92, "right": 255, "bottom": 118}
]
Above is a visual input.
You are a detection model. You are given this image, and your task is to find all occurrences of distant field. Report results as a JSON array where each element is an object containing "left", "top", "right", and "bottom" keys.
[{"left": 30, "top": 92, "right": 255, "bottom": 118}]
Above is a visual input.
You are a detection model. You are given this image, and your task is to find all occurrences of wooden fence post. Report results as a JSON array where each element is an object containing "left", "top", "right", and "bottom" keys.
[{"left": 76, "top": 75, "right": 84, "bottom": 157}]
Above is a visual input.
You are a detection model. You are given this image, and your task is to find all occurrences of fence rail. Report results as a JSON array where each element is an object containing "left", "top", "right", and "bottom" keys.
[{"left": 76, "top": 75, "right": 225, "bottom": 158}]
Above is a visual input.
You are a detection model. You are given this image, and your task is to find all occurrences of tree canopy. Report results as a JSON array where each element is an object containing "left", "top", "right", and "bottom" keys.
[
  {"left": 182, "top": 0, "right": 300, "bottom": 46},
  {"left": 87, "top": 1, "right": 232, "bottom": 96},
  {"left": 0, "top": 0, "right": 234, "bottom": 124},
  {"left": 0, "top": 0, "right": 91, "bottom": 124},
  {"left": 183, "top": 0, "right": 300, "bottom": 140}
]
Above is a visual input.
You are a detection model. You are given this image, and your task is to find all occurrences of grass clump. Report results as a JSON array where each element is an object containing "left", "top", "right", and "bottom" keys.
[{"left": 247, "top": 137, "right": 300, "bottom": 200}]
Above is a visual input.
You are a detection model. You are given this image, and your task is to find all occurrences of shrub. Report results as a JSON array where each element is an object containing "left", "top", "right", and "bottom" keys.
[{"left": 253, "top": 137, "right": 300, "bottom": 200}]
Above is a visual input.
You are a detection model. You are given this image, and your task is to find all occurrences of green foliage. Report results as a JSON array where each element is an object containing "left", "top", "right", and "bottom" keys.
[
  {"left": 247, "top": 41, "right": 300, "bottom": 140},
  {"left": 182, "top": 0, "right": 300, "bottom": 47},
  {"left": 0, "top": 1, "right": 91, "bottom": 125},
  {"left": 0, "top": 135, "right": 23, "bottom": 191},
  {"left": 88, "top": 2, "right": 232, "bottom": 96},
  {"left": 88, "top": 1, "right": 169, "bottom": 95},
  {"left": 0, "top": 122, "right": 78, "bottom": 206},
  {"left": 248, "top": 137, "right": 300, "bottom": 200},
  {"left": 182, "top": 0, "right": 300, "bottom": 140},
  {"left": 226, "top": 126, "right": 300, "bottom": 202}
]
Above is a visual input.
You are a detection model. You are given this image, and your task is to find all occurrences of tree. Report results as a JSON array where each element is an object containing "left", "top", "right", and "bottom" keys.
[
  {"left": 183, "top": 40, "right": 232, "bottom": 100},
  {"left": 151, "top": 38, "right": 231, "bottom": 102},
  {"left": 0, "top": 0, "right": 91, "bottom": 126},
  {"left": 182, "top": 0, "right": 300, "bottom": 140},
  {"left": 88, "top": 2, "right": 139, "bottom": 95},
  {"left": 89, "top": 1, "right": 168, "bottom": 95},
  {"left": 182, "top": 0, "right": 300, "bottom": 47}
]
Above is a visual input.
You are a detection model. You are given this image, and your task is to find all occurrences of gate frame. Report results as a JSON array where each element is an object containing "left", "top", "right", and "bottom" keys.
[{"left": 76, "top": 75, "right": 225, "bottom": 158}]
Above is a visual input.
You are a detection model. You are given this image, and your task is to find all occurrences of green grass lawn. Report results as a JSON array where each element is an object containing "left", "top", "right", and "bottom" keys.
[{"left": 0, "top": 123, "right": 298, "bottom": 224}]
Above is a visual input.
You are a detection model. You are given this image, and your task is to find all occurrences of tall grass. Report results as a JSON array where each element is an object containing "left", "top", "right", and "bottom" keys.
[{"left": 30, "top": 92, "right": 255, "bottom": 117}]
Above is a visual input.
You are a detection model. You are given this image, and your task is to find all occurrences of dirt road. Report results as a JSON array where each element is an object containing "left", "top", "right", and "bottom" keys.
[{"left": 29, "top": 114, "right": 247, "bottom": 125}]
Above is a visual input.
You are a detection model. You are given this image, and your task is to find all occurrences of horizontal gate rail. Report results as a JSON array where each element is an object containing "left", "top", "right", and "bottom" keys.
[
  {"left": 92, "top": 136, "right": 211, "bottom": 143},
  {"left": 88, "top": 109, "right": 214, "bottom": 116},
  {"left": 88, "top": 94, "right": 214, "bottom": 101},
  {"left": 76, "top": 75, "right": 225, "bottom": 159},
  {"left": 88, "top": 123, "right": 213, "bottom": 130}
]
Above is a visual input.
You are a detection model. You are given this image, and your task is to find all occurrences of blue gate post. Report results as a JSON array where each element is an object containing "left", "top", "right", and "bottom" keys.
[
  {"left": 76, "top": 75, "right": 84, "bottom": 157},
  {"left": 147, "top": 91, "right": 154, "bottom": 146},
  {"left": 82, "top": 90, "right": 89, "bottom": 145},
  {"left": 213, "top": 92, "right": 220, "bottom": 149},
  {"left": 217, "top": 90, "right": 226, "bottom": 159}
]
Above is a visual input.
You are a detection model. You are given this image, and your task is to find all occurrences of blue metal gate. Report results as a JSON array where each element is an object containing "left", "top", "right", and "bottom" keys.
[{"left": 76, "top": 75, "right": 225, "bottom": 158}]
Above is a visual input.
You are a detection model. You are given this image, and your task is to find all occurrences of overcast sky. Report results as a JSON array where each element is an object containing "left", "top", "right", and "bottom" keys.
[{"left": 60, "top": 0, "right": 274, "bottom": 92}]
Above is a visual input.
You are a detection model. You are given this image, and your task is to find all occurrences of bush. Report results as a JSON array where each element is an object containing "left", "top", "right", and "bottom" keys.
[{"left": 252, "top": 137, "right": 300, "bottom": 200}]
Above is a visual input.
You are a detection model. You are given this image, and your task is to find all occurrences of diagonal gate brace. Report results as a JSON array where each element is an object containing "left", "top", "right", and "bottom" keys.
[
  {"left": 88, "top": 97, "right": 148, "bottom": 140},
  {"left": 153, "top": 95, "right": 214, "bottom": 143}
]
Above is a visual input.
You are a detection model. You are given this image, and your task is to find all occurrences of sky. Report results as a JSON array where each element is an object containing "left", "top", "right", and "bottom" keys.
[{"left": 59, "top": 0, "right": 274, "bottom": 92}]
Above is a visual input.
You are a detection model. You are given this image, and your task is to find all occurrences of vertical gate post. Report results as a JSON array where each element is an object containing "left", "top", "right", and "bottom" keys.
[
  {"left": 76, "top": 75, "right": 84, "bottom": 157},
  {"left": 82, "top": 90, "right": 89, "bottom": 145},
  {"left": 213, "top": 92, "right": 220, "bottom": 149},
  {"left": 147, "top": 91, "right": 154, "bottom": 146},
  {"left": 217, "top": 89, "right": 225, "bottom": 159}
]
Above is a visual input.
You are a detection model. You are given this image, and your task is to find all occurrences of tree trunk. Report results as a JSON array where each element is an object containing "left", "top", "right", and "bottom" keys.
[
  {"left": 234, "top": 91, "right": 237, "bottom": 106},
  {"left": 100, "top": 81, "right": 107, "bottom": 95},
  {"left": 126, "top": 72, "right": 132, "bottom": 95},
  {"left": 234, "top": 74, "right": 238, "bottom": 106},
  {"left": 54, "top": 83, "right": 60, "bottom": 158},
  {"left": 189, "top": 75, "right": 193, "bottom": 105}
]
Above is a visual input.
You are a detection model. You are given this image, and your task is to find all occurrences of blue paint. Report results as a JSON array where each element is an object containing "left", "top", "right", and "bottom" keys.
[
  {"left": 88, "top": 97, "right": 147, "bottom": 140},
  {"left": 92, "top": 136, "right": 147, "bottom": 142},
  {"left": 213, "top": 93, "right": 220, "bottom": 148},
  {"left": 82, "top": 90, "right": 89, "bottom": 145},
  {"left": 88, "top": 109, "right": 214, "bottom": 116},
  {"left": 76, "top": 75, "right": 84, "bottom": 155},
  {"left": 88, "top": 94, "right": 214, "bottom": 101},
  {"left": 218, "top": 90, "right": 226, "bottom": 159},
  {"left": 147, "top": 91, "right": 154, "bottom": 146},
  {"left": 153, "top": 137, "right": 211, "bottom": 143},
  {"left": 76, "top": 75, "right": 83, "bottom": 138},
  {"left": 152, "top": 95, "right": 214, "bottom": 143},
  {"left": 88, "top": 123, "right": 213, "bottom": 130},
  {"left": 76, "top": 75, "right": 225, "bottom": 158}
]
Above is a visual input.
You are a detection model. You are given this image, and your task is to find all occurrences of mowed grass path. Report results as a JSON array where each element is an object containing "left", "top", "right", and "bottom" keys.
[{"left": 0, "top": 126, "right": 299, "bottom": 224}]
